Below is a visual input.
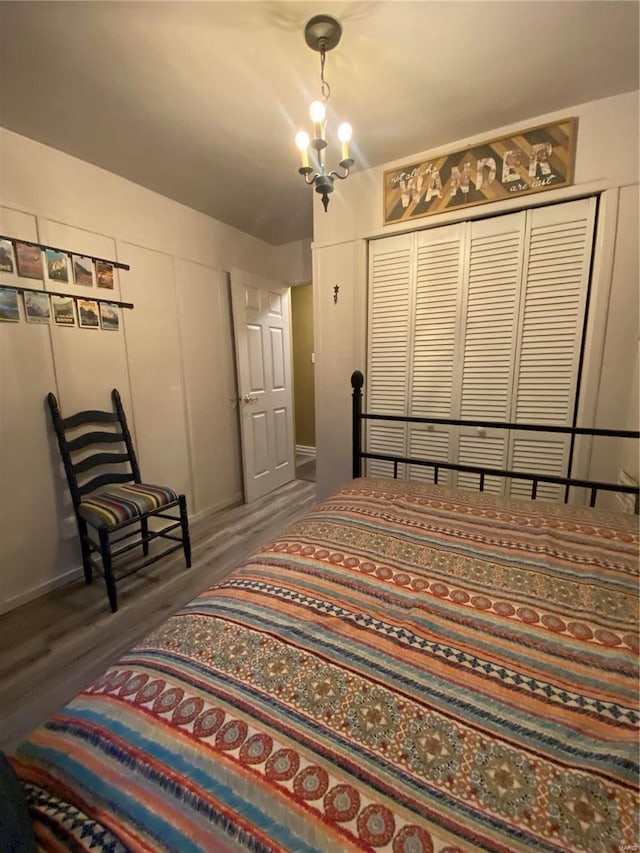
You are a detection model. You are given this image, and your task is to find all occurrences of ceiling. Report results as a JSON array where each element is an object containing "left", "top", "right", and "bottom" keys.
[{"left": 0, "top": 1, "right": 638, "bottom": 246}]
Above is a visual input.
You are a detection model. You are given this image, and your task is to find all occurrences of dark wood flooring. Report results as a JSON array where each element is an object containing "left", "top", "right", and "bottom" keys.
[
  {"left": 295, "top": 456, "right": 316, "bottom": 482},
  {"left": 0, "top": 478, "right": 316, "bottom": 753}
]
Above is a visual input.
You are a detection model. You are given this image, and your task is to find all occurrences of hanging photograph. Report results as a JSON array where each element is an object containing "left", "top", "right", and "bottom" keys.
[
  {"left": 45, "top": 249, "right": 69, "bottom": 283},
  {"left": 0, "top": 239, "right": 15, "bottom": 273},
  {"left": 0, "top": 287, "right": 20, "bottom": 321},
  {"left": 96, "top": 261, "right": 114, "bottom": 289},
  {"left": 15, "top": 241, "right": 43, "bottom": 279},
  {"left": 72, "top": 255, "right": 94, "bottom": 286},
  {"left": 23, "top": 291, "right": 51, "bottom": 324},
  {"left": 51, "top": 295, "right": 76, "bottom": 326},
  {"left": 78, "top": 298, "right": 100, "bottom": 328},
  {"left": 99, "top": 302, "right": 119, "bottom": 331}
]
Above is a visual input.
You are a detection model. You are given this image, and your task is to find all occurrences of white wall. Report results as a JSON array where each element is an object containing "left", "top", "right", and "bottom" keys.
[
  {"left": 312, "top": 91, "right": 640, "bottom": 499},
  {"left": 279, "top": 238, "right": 313, "bottom": 285},
  {"left": 0, "top": 127, "right": 310, "bottom": 612}
]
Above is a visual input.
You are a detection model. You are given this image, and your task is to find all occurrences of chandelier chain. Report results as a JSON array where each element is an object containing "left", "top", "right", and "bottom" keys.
[{"left": 319, "top": 46, "right": 330, "bottom": 103}]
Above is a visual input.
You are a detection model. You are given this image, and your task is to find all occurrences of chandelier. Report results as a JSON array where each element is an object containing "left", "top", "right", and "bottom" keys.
[{"left": 295, "top": 14, "right": 354, "bottom": 212}]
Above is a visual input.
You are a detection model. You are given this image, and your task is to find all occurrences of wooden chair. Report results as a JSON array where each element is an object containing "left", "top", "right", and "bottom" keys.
[{"left": 47, "top": 389, "right": 191, "bottom": 612}]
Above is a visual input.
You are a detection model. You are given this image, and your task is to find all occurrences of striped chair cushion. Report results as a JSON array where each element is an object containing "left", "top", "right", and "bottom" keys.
[{"left": 78, "top": 483, "right": 179, "bottom": 529}]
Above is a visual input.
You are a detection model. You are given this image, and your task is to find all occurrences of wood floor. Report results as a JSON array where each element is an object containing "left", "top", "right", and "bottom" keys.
[{"left": 0, "top": 478, "right": 317, "bottom": 754}]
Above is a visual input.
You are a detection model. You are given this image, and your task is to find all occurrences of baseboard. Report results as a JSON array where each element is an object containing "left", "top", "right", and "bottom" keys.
[
  {"left": 0, "top": 563, "right": 84, "bottom": 615},
  {"left": 296, "top": 445, "right": 316, "bottom": 458},
  {"left": 189, "top": 492, "right": 244, "bottom": 524}
]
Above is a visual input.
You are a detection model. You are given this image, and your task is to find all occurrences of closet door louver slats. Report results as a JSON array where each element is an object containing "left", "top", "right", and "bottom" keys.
[
  {"left": 508, "top": 197, "right": 596, "bottom": 501},
  {"left": 367, "top": 237, "right": 412, "bottom": 476},
  {"left": 457, "top": 435, "right": 505, "bottom": 494},
  {"left": 509, "top": 437, "right": 567, "bottom": 501},
  {"left": 455, "top": 213, "right": 526, "bottom": 493},
  {"left": 460, "top": 215, "right": 525, "bottom": 421},
  {"left": 514, "top": 207, "right": 593, "bottom": 425},
  {"left": 412, "top": 234, "right": 462, "bottom": 418},
  {"left": 369, "top": 424, "right": 408, "bottom": 478},
  {"left": 408, "top": 428, "right": 452, "bottom": 484},
  {"left": 408, "top": 227, "right": 464, "bottom": 483}
]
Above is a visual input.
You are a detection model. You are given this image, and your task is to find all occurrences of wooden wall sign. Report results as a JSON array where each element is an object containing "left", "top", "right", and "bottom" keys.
[{"left": 383, "top": 118, "right": 576, "bottom": 226}]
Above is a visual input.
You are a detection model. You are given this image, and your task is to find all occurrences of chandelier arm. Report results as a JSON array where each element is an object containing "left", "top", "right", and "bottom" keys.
[
  {"left": 299, "top": 170, "right": 320, "bottom": 185},
  {"left": 328, "top": 166, "right": 352, "bottom": 181}
]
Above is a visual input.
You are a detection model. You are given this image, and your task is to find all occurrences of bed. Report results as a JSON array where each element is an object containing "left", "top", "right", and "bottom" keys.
[{"left": 9, "top": 381, "right": 640, "bottom": 852}]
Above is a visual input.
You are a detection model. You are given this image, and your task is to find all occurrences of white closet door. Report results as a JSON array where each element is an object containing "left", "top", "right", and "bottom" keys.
[
  {"left": 365, "top": 198, "right": 596, "bottom": 503},
  {"left": 508, "top": 196, "right": 596, "bottom": 500},
  {"left": 367, "top": 234, "right": 413, "bottom": 476},
  {"left": 408, "top": 224, "right": 465, "bottom": 484},
  {"left": 456, "top": 211, "right": 527, "bottom": 493}
]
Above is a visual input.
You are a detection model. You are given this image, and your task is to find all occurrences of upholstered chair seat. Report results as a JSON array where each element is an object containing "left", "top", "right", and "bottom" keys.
[{"left": 78, "top": 483, "right": 180, "bottom": 529}]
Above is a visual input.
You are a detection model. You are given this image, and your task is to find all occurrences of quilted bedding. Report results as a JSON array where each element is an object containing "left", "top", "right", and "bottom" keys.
[{"left": 12, "top": 478, "right": 639, "bottom": 852}]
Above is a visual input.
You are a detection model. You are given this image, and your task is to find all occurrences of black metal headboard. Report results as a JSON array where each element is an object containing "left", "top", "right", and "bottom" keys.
[{"left": 351, "top": 370, "right": 639, "bottom": 510}]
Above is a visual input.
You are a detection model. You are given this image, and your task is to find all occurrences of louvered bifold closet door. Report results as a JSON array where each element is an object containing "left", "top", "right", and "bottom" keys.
[
  {"left": 408, "top": 224, "right": 465, "bottom": 484},
  {"left": 456, "top": 212, "right": 526, "bottom": 493},
  {"left": 508, "top": 196, "right": 596, "bottom": 501},
  {"left": 367, "top": 234, "right": 413, "bottom": 477}
]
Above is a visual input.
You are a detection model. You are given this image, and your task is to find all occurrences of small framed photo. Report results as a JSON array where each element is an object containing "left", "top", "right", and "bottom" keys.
[
  {"left": 72, "top": 255, "right": 94, "bottom": 286},
  {"left": 15, "top": 241, "right": 43, "bottom": 279},
  {"left": 99, "top": 302, "right": 119, "bottom": 331},
  {"left": 78, "top": 298, "right": 100, "bottom": 328},
  {"left": 45, "top": 249, "right": 69, "bottom": 283},
  {"left": 0, "top": 239, "right": 16, "bottom": 274},
  {"left": 96, "top": 261, "right": 114, "bottom": 289},
  {"left": 23, "top": 291, "right": 51, "bottom": 324},
  {"left": 51, "top": 295, "right": 76, "bottom": 326},
  {"left": 0, "top": 287, "right": 20, "bottom": 322}
]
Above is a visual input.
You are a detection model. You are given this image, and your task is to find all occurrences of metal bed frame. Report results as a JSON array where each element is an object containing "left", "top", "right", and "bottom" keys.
[{"left": 351, "top": 370, "right": 640, "bottom": 511}]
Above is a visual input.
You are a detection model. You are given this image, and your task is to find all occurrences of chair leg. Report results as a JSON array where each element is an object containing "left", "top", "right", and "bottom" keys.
[
  {"left": 141, "top": 518, "right": 149, "bottom": 556},
  {"left": 179, "top": 495, "right": 192, "bottom": 568},
  {"left": 77, "top": 517, "right": 93, "bottom": 585},
  {"left": 99, "top": 527, "right": 118, "bottom": 613}
]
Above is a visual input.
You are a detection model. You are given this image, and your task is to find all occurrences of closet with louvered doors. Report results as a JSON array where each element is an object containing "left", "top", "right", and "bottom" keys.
[{"left": 366, "top": 196, "right": 597, "bottom": 500}]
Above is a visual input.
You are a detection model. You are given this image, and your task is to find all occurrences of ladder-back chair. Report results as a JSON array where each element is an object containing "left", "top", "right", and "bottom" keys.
[{"left": 47, "top": 389, "right": 191, "bottom": 612}]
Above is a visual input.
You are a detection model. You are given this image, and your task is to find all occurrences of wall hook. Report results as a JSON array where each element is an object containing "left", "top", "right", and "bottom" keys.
[{"left": 333, "top": 284, "right": 339, "bottom": 304}]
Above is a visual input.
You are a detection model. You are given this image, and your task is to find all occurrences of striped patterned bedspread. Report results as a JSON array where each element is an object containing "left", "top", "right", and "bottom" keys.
[{"left": 13, "top": 478, "right": 639, "bottom": 852}]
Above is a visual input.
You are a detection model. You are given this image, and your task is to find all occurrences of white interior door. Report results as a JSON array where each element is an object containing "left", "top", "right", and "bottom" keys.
[{"left": 231, "top": 270, "right": 295, "bottom": 502}]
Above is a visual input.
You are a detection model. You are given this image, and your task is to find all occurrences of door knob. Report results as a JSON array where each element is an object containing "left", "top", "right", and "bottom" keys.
[{"left": 243, "top": 394, "right": 258, "bottom": 403}]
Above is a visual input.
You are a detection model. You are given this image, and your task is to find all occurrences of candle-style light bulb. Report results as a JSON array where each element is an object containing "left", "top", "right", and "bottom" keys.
[
  {"left": 338, "top": 122, "right": 352, "bottom": 162},
  {"left": 309, "top": 101, "right": 326, "bottom": 123},
  {"left": 295, "top": 130, "right": 310, "bottom": 169},
  {"left": 309, "top": 100, "right": 326, "bottom": 140}
]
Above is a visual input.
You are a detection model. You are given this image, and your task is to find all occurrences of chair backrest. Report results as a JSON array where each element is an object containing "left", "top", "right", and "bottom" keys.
[{"left": 47, "top": 389, "right": 141, "bottom": 512}]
